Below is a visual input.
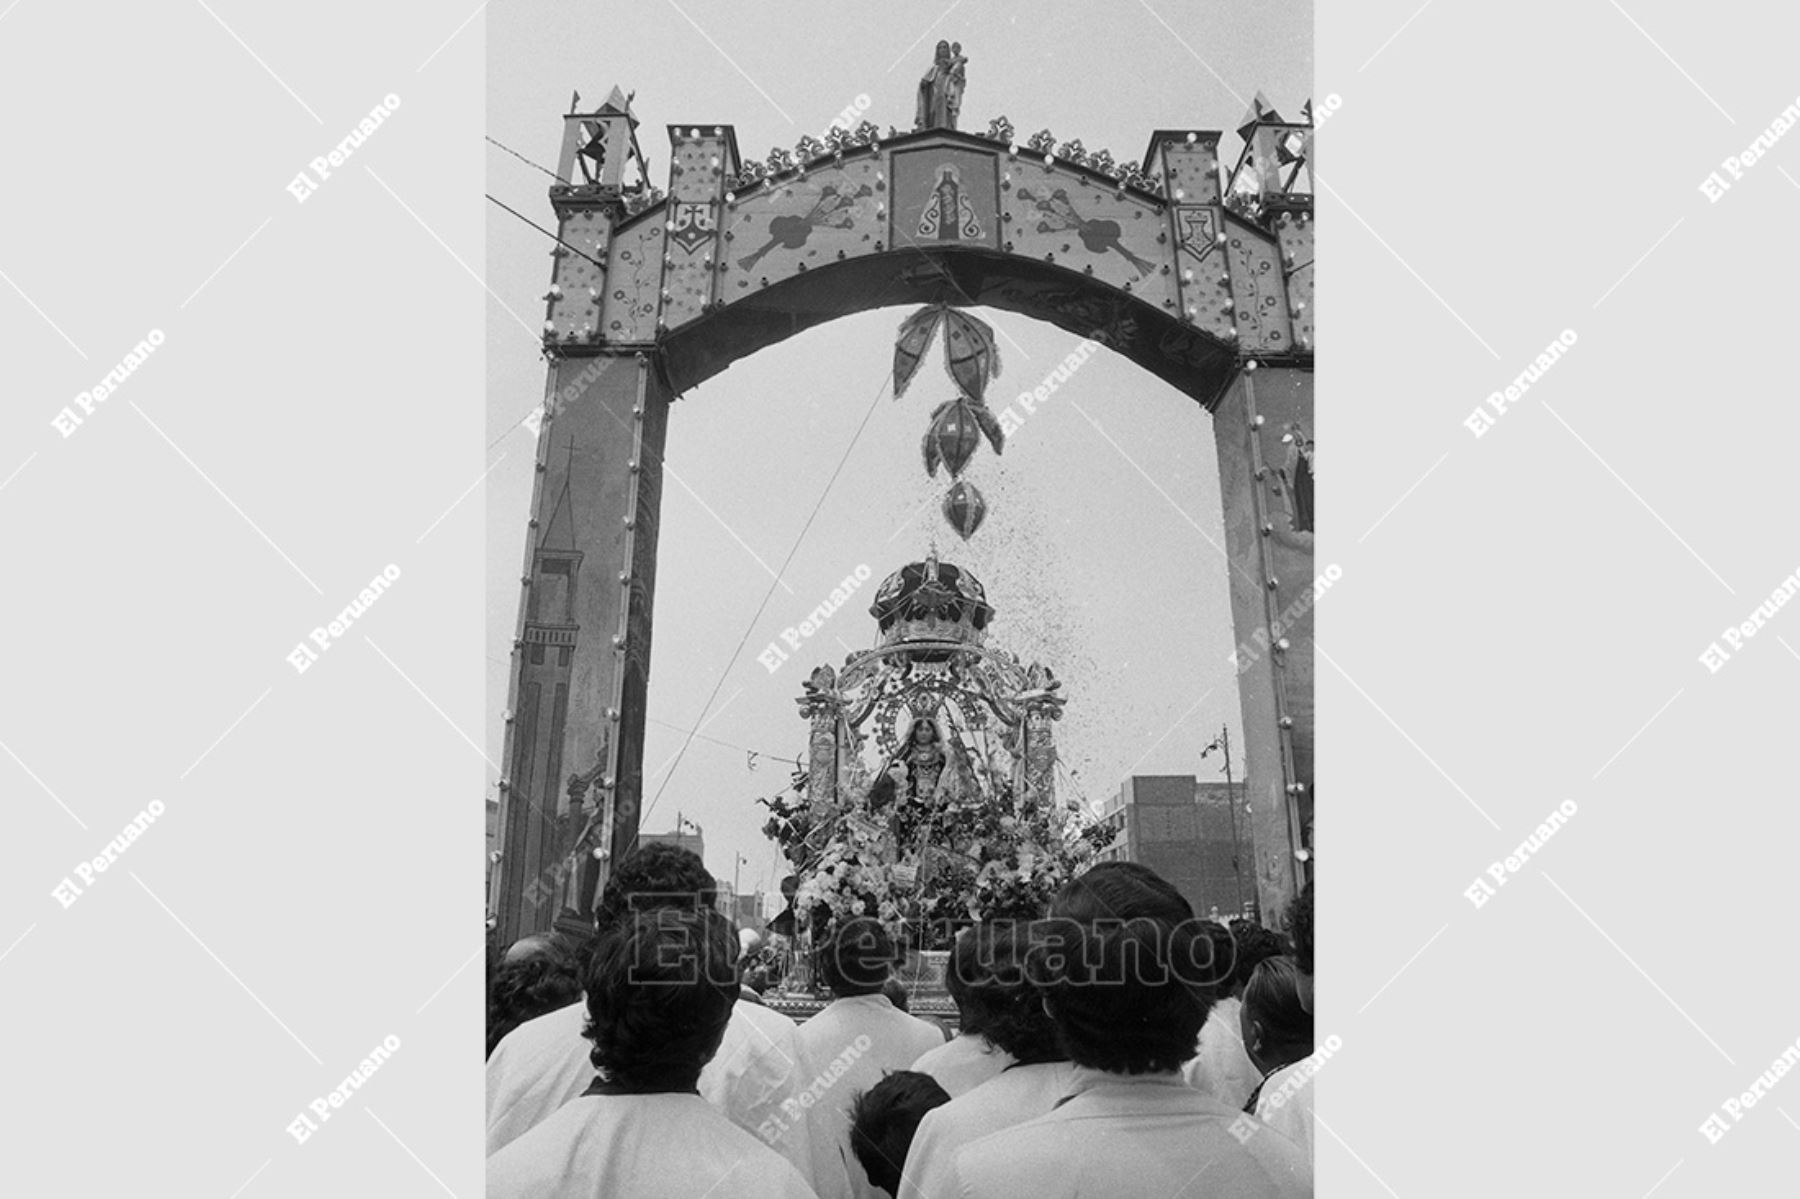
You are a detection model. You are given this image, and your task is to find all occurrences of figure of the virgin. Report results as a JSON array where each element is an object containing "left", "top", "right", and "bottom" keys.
[
  {"left": 915, "top": 40, "right": 967, "bottom": 131},
  {"left": 902, "top": 716, "right": 948, "bottom": 799}
]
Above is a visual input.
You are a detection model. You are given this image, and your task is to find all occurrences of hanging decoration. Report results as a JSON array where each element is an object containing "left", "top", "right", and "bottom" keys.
[
  {"left": 921, "top": 398, "right": 1004, "bottom": 478},
  {"left": 892, "top": 306, "right": 943, "bottom": 399},
  {"left": 893, "top": 304, "right": 1008, "bottom": 539},
  {"left": 942, "top": 480, "right": 988, "bottom": 540},
  {"left": 891, "top": 305, "right": 1002, "bottom": 402}
]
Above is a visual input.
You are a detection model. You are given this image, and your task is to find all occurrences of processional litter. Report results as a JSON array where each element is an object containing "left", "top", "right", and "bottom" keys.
[{"left": 490, "top": 42, "right": 1317, "bottom": 948}]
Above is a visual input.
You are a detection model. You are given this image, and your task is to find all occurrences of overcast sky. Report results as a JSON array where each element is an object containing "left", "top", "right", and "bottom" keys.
[{"left": 487, "top": 0, "right": 1313, "bottom": 909}]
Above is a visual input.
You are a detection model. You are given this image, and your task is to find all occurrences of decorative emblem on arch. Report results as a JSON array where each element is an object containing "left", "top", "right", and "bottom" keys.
[
  {"left": 1176, "top": 206, "right": 1219, "bottom": 262},
  {"left": 917, "top": 164, "right": 983, "bottom": 240},
  {"left": 890, "top": 145, "right": 999, "bottom": 252},
  {"left": 668, "top": 202, "right": 716, "bottom": 253}
]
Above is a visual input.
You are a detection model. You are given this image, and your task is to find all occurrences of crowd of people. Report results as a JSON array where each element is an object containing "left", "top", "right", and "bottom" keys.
[{"left": 486, "top": 842, "right": 1317, "bottom": 1197}]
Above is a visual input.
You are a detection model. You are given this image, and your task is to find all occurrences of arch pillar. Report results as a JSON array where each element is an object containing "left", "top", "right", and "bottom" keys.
[
  {"left": 491, "top": 350, "right": 669, "bottom": 945},
  {"left": 1214, "top": 365, "right": 1314, "bottom": 922}
]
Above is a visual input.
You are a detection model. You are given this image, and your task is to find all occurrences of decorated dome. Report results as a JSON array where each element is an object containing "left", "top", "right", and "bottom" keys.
[{"left": 868, "top": 553, "right": 994, "bottom": 651}]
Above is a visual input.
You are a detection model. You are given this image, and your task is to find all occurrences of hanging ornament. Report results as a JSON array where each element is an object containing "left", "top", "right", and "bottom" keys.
[
  {"left": 893, "top": 307, "right": 945, "bottom": 398},
  {"left": 892, "top": 305, "right": 1002, "bottom": 400},
  {"left": 921, "top": 397, "right": 1006, "bottom": 477},
  {"left": 940, "top": 309, "right": 1001, "bottom": 401},
  {"left": 942, "top": 479, "right": 988, "bottom": 540}
]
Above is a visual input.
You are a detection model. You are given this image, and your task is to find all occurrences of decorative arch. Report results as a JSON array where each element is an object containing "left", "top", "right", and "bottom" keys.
[{"left": 492, "top": 91, "right": 1315, "bottom": 944}]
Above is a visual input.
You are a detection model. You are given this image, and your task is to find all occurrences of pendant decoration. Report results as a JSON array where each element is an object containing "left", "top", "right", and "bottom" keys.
[
  {"left": 892, "top": 304, "right": 1002, "bottom": 401},
  {"left": 942, "top": 479, "right": 987, "bottom": 540},
  {"left": 922, "top": 397, "right": 1004, "bottom": 478}
]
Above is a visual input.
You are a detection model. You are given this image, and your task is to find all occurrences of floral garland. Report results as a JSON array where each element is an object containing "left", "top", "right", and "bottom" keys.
[{"left": 760, "top": 754, "right": 1112, "bottom": 950}]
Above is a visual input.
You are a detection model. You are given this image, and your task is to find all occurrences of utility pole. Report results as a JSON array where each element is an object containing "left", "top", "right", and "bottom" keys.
[{"left": 1202, "top": 725, "right": 1245, "bottom": 915}]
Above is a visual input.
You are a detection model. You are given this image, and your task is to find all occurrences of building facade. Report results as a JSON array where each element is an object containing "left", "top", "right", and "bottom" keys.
[{"left": 1094, "top": 776, "right": 1258, "bottom": 922}]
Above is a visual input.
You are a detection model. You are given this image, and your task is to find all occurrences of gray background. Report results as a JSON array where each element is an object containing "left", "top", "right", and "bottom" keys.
[
  {"left": 2, "top": 2, "right": 1795, "bottom": 1196},
  {"left": 1, "top": 2, "right": 484, "bottom": 1196}
]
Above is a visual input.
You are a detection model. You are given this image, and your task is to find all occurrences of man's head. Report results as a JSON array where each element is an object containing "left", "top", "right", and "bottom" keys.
[
  {"left": 817, "top": 916, "right": 896, "bottom": 998},
  {"left": 955, "top": 920, "right": 1066, "bottom": 1065},
  {"left": 582, "top": 906, "right": 738, "bottom": 1093},
  {"left": 487, "top": 931, "right": 586, "bottom": 1057},
  {"left": 502, "top": 932, "right": 557, "bottom": 965},
  {"left": 1031, "top": 862, "right": 1221, "bottom": 1075},
  {"left": 1284, "top": 880, "right": 1315, "bottom": 1014},
  {"left": 593, "top": 843, "right": 717, "bottom": 933},
  {"left": 1239, "top": 955, "right": 1313, "bottom": 1074},
  {"left": 1048, "top": 860, "right": 1193, "bottom": 925},
  {"left": 850, "top": 1070, "right": 951, "bottom": 1198},
  {"left": 882, "top": 977, "right": 912, "bottom": 1013},
  {"left": 1226, "top": 919, "right": 1291, "bottom": 998}
]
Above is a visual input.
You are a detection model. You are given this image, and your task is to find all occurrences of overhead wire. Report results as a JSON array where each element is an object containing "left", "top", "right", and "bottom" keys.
[{"left": 639, "top": 368, "right": 892, "bottom": 828}]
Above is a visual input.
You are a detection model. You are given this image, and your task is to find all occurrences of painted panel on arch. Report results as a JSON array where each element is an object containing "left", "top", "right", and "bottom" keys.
[
  {"left": 1171, "top": 204, "right": 1235, "bottom": 341},
  {"left": 1004, "top": 162, "right": 1167, "bottom": 299},
  {"left": 719, "top": 159, "right": 884, "bottom": 297},
  {"left": 601, "top": 218, "right": 664, "bottom": 342},
  {"left": 1224, "top": 219, "right": 1293, "bottom": 353},
  {"left": 889, "top": 144, "right": 1000, "bottom": 253},
  {"left": 1275, "top": 210, "right": 1313, "bottom": 351}
]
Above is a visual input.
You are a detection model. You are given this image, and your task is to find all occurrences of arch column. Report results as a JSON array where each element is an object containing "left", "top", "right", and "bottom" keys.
[
  {"left": 1214, "top": 364, "right": 1314, "bottom": 923},
  {"left": 492, "top": 350, "right": 669, "bottom": 944}
]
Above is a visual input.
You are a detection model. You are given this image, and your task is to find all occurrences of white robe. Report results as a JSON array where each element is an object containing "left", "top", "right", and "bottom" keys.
[
  {"left": 1255, "top": 1058, "right": 1317, "bottom": 1159},
  {"left": 487, "top": 1091, "right": 817, "bottom": 1199},
  {"left": 485, "top": 996, "right": 815, "bottom": 1178},
  {"left": 937, "top": 1069, "right": 1311, "bottom": 1199},
  {"left": 1181, "top": 996, "right": 1262, "bottom": 1111},
  {"left": 900, "top": 1060, "right": 1079, "bottom": 1199},
  {"left": 909, "top": 1033, "right": 1013, "bottom": 1098},
  {"left": 793, "top": 994, "right": 947, "bottom": 1199}
]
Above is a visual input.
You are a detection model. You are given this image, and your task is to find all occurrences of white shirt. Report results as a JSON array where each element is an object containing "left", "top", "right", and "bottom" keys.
[
  {"left": 1182, "top": 996, "right": 1261, "bottom": 1111},
  {"left": 485, "top": 996, "right": 814, "bottom": 1178},
  {"left": 793, "top": 994, "right": 947, "bottom": 1199},
  {"left": 938, "top": 1068, "right": 1312, "bottom": 1199},
  {"left": 900, "top": 1060, "right": 1080, "bottom": 1199},
  {"left": 1254, "top": 1059, "right": 1317, "bottom": 1159},
  {"left": 487, "top": 1091, "right": 817, "bottom": 1199},
  {"left": 909, "top": 1033, "right": 1013, "bottom": 1098}
]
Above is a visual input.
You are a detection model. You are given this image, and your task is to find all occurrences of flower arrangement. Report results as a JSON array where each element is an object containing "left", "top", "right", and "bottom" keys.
[{"left": 761, "top": 753, "right": 1111, "bottom": 951}]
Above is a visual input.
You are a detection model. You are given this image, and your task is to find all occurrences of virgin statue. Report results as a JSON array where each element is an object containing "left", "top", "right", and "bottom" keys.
[
  {"left": 902, "top": 716, "right": 948, "bottom": 798},
  {"left": 914, "top": 40, "right": 968, "bottom": 131}
]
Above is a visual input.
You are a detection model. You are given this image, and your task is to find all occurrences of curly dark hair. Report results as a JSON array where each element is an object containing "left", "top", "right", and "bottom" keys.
[
  {"left": 945, "top": 924, "right": 1003, "bottom": 1038},
  {"left": 1050, "top": 860, "right": 1193, "bottom": 925},
  {"left": 594, "top": 842, "right": 718, "bottom": 933},
  {"left": 850, "top": 1070, "right": 951, "bottom": 1197},
  {"left": 955, "top": 921, "right": 1064, "bottom": 1065},
  {"left": 486, "top": 933, "right": 585, "bottom": 1058},
  {"left": 816, "top": 916, "right": 897, "bottom": 998},
  {"left": 1029, "top": 863, "right": 1217, "bottom": 1074},
  {"left": 582, "top": 907, "right": 738, "bottom": 1092},
  {"left": 1227, "top": 919, "right": 1292, "bottom": 995}
]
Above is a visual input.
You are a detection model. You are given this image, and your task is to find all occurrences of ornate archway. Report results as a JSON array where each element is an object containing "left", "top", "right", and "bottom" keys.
[{"left": 491, "top": 85, "right": 1315, "bottom": 943}]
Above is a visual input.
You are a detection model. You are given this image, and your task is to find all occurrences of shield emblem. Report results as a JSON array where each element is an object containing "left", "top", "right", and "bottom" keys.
[
  {"left": 669, "top": 202, "right": 716, "bottom": 253},
  {"left": 1177, "top": 206, "right": 1217, "bottom": 261}
]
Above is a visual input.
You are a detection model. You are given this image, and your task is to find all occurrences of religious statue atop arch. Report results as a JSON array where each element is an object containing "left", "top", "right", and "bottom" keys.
[{"left": 915, "top": 40, "right": 967, "bottom": 131}]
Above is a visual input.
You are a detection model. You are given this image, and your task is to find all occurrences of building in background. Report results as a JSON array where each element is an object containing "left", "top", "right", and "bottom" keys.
[{"left": 1094, "top": 776, "right": 1257, "bottom": 922}]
